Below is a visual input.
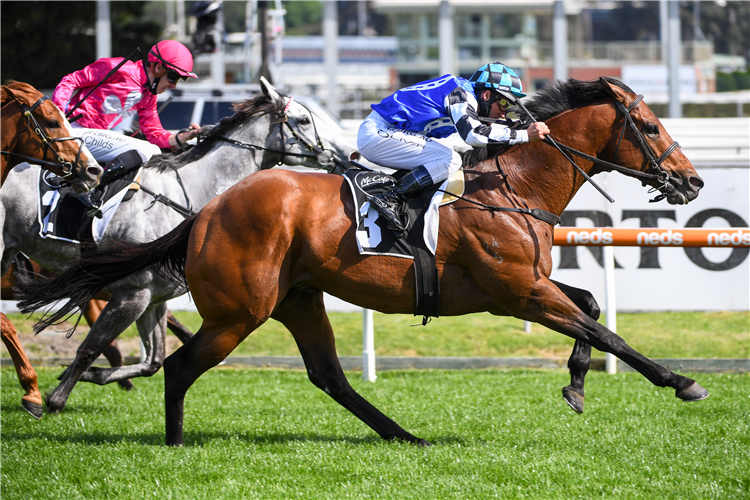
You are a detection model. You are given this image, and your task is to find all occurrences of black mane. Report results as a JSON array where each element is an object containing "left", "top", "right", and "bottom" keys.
[
  {"left": 145, "top": 92, "right": 284, "bottom": 173},
  {"left": 461, "top": 77, "right": 634, "bottom": 168}
]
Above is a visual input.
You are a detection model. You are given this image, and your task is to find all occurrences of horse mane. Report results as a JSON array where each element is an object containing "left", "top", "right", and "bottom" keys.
[
  {"left": 145, "top": 91, "right": 284, "bottom": 173},
  {"left": 461, "top": 77, "right": 635, "bottom": 168}
]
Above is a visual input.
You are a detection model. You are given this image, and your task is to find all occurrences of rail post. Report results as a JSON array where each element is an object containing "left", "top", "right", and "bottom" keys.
[
  {"left": 362, "top": 308, "right": 377, "bottom": 382},
  {"left": 603, "top": 245, "right": 618, "bottom": 374}
]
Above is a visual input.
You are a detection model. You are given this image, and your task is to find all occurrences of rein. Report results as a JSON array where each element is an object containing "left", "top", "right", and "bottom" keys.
[
  {"left": 132, "top": 169, "right": 194, "bottom": 218},
  {"left": 518, "top": 93, "right": 680, "bottom": 203},
  {"left": 1, "top": 94, "right": 85, "bottom": 179},
  {"left": 445, "top": 88, "right": 682, "bottom": 226},
  {"left": 127, "top": 95, "right": 354, "bottom": 219},
  {"left": 437, "top": 154, "right": 560, "bottom": 226},
  {"left": 215, "top": 97, "right": 350, "bottom": 175}
]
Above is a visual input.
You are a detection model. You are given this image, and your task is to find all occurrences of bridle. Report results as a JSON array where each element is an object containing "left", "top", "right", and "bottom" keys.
[
  {"left": 1, "top": 93, "right": 86, "bottom": 179},
  {"left": 519, "top": 93, "right": 681, "bottom": 203},
  {"left": 150, "top": 95, "right": 353, "bottom": 219},
  {"left": 213, "top": 96, "right": 350, "bottom": 175},
  {"left": 438, "top": 89, "right": 684, "bottom": 226}
]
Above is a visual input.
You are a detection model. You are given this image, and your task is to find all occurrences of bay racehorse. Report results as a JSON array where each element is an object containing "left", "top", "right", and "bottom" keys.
[
  {"left": 1, "top": 80, "right": 101, "bottom": 418},
  {"left": 17, "top": 77, "right": 708, "bottom": 445},
  {"left": 5, "top": 78, "right": 358, "bottom": 417}
]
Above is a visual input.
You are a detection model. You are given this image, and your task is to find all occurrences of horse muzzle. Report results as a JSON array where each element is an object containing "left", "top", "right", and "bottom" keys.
[
  {"left": 70, "top": 159, "right": 104, "bottom": 193},
  {"left": 660, "top": 172, "right": 704, "bottom": 205}
]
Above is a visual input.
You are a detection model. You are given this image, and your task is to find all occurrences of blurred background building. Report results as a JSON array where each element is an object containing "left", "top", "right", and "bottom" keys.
[{"left": 2, "top": 1, "right": 748, "bottom": 120}]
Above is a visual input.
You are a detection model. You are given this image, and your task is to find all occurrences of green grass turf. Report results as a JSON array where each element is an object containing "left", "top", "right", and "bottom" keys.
[
  {"left": 2, "top": 367, "right": 748, "bottom": 499},
  {"left": 5, "top": 310, "right": 748, "bottom": 359}
]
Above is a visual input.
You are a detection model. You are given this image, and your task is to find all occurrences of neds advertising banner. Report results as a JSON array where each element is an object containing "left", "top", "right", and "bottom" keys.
[{"left": 550, "top": 167, "right": 749, "bottom": 311}]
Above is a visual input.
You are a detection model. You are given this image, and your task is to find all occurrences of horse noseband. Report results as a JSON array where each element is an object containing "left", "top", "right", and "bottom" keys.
[{"left": 20, "top": 95, "right": 83, "bottom": 178}]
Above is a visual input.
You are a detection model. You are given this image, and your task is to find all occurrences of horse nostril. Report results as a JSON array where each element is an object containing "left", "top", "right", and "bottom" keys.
[
  {"left": 688, "top": 176, "right": 704, "bottom": 190},
  {"left": 349, "top": 151, "right": 361, "bottom": 161},
  {"left": 88, "top": 165, "right": 104, "bottom": 178}
]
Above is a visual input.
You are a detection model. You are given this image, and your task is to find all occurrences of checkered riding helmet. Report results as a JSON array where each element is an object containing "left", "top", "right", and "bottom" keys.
[{"left": 469, "top": 62, "right": 526, "bottom": 101}]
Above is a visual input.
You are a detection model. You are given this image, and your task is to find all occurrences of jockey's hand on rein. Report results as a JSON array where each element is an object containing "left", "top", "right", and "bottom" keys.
[{"left": 528, "top": 122, "right": 550, "bottom": 143}]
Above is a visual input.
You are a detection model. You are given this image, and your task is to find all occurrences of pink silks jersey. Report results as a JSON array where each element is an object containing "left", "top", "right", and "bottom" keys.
[{"left": 52, "top": 58, "right": 171, "bottom": 149}]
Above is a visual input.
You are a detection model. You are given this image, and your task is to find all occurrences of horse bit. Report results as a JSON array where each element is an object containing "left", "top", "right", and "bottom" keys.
[{"left": 1, "top": 94, "right": 86, "bottom": 179}]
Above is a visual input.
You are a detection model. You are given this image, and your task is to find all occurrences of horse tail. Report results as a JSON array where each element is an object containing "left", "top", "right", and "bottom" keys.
[{"left": 15, "top": 214, "right": 198, "bottom": 335}]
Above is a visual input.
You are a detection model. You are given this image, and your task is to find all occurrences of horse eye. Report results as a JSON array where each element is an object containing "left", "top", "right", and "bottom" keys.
[
  {"left": 643, "top": 123, "right": 659, "bottom": 136},
  {"left": 299, "top": 117, "right": 311, "bottom": 126},
  {"left": 48, "top": 120, "right": 61, "bottom": 129}
]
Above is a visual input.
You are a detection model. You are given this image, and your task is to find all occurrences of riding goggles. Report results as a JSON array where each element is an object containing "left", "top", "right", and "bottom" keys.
[{"left": 166, "top": 70, "right": 187, "bottom": 84}]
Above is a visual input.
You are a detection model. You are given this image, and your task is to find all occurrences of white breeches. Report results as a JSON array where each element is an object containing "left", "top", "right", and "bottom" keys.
[
  {"left": 357, "top": 111, "right": 464, "bottom": 184},
  {"left": 70, "top": 123, "right": 161, "bottom": 164}
]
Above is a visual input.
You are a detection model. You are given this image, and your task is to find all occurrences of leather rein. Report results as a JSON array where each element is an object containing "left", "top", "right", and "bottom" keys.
[
  {"left": 1, "top": 93, "right": 85, "bottom": 179},
  {"left": 145, "top": 95, "right": 354, "bottom": 219},
  {"left": 440, "top": 92, "right": 682, "bottom": 226},
  {"left": 550, "top": 94, "right": 680, "bottom": 202},
  {"left": 212, "top": 97, "right": 350, "bottom": 175}
]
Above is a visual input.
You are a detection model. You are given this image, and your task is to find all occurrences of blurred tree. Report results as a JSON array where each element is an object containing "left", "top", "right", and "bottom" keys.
[
  {"left": 283, "top": 1, "right": 322, "bottom": 36},
  {"left": 1, "top": 1, "right": 162, "bottom": 89},
  {"left": 582, "top": 0, "right": 749, "bottom": 62},
  {"left": 697, "top": 1, "right": 749, "bottom": 57}
]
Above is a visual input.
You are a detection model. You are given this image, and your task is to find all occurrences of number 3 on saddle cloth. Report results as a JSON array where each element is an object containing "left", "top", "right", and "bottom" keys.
[
  {"left": 342, "top": 168, "right": 464, "bottom": 324},
  {"left": 38, "top": 150, "right": 143, "bottom": 249}
]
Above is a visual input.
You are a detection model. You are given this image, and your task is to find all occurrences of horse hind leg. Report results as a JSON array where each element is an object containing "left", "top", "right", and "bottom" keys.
[
  {"left": 163, "top": 314, "right": 260, "bottom": 446},
  {"left": 83, "top": 299, "right": 134, "bottom": 390},
  {"left": 272, "top": 287, "right": 429, "bottom": 446},
  {"left": 552, "top": 280, "right": 599, "bottom": 414},
  {"left": 1, "top": 313, "right": 43, "bottom": 418},
  {"left": 78, "top": 302, "right": 167, "bottom": 385},
  {"left": 46, "top": 288, "right": 152, "bottom": 413}
]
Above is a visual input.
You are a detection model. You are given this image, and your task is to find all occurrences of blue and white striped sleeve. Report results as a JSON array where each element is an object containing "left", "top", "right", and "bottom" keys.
[{"left": 445, "top": 87, "right": 529, "bottom": 147}]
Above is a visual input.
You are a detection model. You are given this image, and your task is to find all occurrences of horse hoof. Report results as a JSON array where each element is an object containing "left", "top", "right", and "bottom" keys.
[
  {"left": 416, "top": 438, "right": 432, "bottom": 447},
  {"left": 44, "top": 393, "right": 65, "bottom": 414},
  {"left": 562, "top": 386, "right": 584, "bottom": 414},
  {"left": 676, "top": 382, "right": 709, "bottom": 402},
  {"left": 117, "top": 379, "right": 135, "bottom": 391},
  {"left": 21, "top": 400, "right": 43, "bottom": 419}
]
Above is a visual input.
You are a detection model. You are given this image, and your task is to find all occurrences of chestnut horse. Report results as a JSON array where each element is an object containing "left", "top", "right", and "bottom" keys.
[
  {"left": 18, "top": 78, "right": 708, "bottom": 445},
  {"left": 1, "top": 81, "right": 102, "bottom": 418}
]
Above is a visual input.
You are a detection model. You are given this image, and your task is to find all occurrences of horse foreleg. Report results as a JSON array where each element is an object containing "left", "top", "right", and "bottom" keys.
[
  {"left": 272, "top": 287, "right": 430, "bottom": 446},
  {"left": 1, "top": 313, "right": 43, "bottom": 418},
  {"left": 551, "top": 280, "right": 600, "bottom": 414},
  {"left": 83, "top": 299, "right": 134, "bottom": 390},
  {"left": 530, "top": 279, "right": 708, "bottom": 403}
]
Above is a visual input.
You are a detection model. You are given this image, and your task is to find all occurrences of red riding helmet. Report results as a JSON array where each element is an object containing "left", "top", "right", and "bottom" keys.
[{"left": 148, "top": 40, "right": 198, "bottom": 79}]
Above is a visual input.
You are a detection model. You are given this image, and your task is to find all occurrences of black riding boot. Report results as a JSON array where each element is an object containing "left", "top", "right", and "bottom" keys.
[
  {"left": 70, "top": 192, "right": 103, "bottom": 219},
  {"left": 369, "top": 166, "right": 435, "bottom": 232}
]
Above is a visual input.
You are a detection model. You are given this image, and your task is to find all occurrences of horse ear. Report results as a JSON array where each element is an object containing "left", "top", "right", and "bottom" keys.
[
  {"left": 1, "top": 85, "right": 13, "bottom": 105},
  {"left": 259, "top": 76, "right": 282, "bottom": 103},
  {"left": 599, "top": 77, "right": 629, "bottom": 104}
]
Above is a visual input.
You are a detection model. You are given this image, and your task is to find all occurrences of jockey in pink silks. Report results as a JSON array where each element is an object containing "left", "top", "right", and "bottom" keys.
[{"left": 53, "top": 40, "right": 201, "bottom": 166}]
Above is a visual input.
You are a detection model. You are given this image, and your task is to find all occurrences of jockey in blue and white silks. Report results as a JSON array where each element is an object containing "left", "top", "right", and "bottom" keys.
[{"left": 357, "top": 61, "right": 550, "bottom": 233}]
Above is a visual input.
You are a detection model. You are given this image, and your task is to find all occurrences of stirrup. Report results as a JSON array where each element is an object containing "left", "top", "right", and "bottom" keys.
[
  {"left": 369, "top": 192, "right": 407, "bottom": 232},
  {"left": 71, "top": 193, "right": 103, "bottom": 219}
]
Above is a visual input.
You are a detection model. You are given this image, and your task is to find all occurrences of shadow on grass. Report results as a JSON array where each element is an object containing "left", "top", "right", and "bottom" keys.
[{"left": 2, "top": 415, "right": 468, "bottom": 448}]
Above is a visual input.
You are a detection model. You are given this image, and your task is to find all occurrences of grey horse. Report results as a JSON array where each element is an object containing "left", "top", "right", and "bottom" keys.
[{"left": 1, "top": 78, "right": 358, "bottom": 413}]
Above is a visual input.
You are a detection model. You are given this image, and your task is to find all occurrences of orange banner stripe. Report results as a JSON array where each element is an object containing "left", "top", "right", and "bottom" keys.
[{"left": 553, "top": 228, "right": 750, "bottom": 247}]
